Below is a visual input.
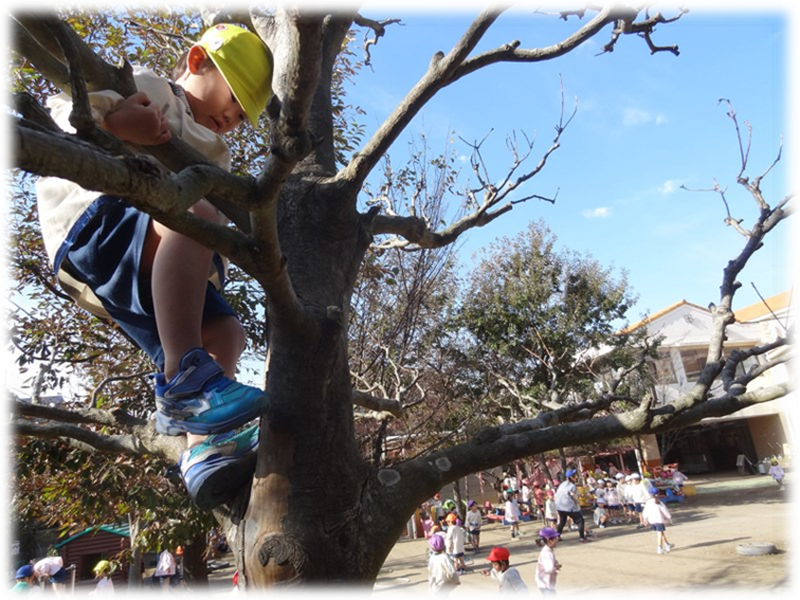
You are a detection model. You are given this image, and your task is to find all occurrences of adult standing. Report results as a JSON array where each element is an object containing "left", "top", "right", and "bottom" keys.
[
  {"left": 32, "top": 556, "right": 68, "bottom": 594},
  {"left": 554, "top": 469, "right": 590, "bottom": 543}
]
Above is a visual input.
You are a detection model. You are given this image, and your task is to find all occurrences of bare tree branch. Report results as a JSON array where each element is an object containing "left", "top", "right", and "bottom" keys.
[
  {"left": 370, "top": 80, "right": 574, "bottom": 249},
  {"left": 10, "top": 397, "right": 182, "bottom": 460},
  {"left": 352, "top": 391, "right": 403, "bottom": 418},
  {"left": 13, "top": 419, "right": 161, "bottom": 456},
  {"left": 353, "top": 14, "right": 402, "bottom": 66},
  {"left": 721, "top": 336, "right": 791, "bottom": 393},
  {"left": 12, "top": 122, "right": 263, "bottom": 270},
  {"left": 336, "top": 6, "right": 504, "bottom": 191}
]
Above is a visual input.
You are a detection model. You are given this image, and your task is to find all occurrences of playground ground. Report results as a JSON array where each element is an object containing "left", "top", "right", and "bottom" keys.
[{"left": 371, "top": 471, "right": 794, "bottom": 597}]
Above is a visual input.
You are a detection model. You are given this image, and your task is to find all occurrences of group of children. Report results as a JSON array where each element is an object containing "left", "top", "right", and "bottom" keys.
[
  {"left": 427, "top": 527, "right": 562, "bottom": 596},
  {"left": 11, "top": 557, "right": 116, "bottom": 595},
  {"left": 428, "top": 481, "right": 680, "bottom": 596}
]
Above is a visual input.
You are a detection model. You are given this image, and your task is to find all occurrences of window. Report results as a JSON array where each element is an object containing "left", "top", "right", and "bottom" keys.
[
  {"left": 81, "top": 552, "right": 102, "bottom": 581},
  {"left": 680, "top": 348, "right": 707, "bottom": 381},
  {"left": 726, "top": 347, "right": 762, "bottom": 378},
  {"left": 650, "top": 351, "right": 677, "bottom": 384}
]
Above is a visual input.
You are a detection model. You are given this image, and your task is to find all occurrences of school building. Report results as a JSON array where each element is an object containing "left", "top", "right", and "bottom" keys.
[{"left": 625, "top": 290, "right": 794, "bottom": 475}]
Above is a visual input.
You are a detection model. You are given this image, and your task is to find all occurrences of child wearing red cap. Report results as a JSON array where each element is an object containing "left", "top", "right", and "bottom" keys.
[
  {"left": 482, "top": 546, "right": 529, "bottom": 594},
  {"left": 36, "top": 24, "right": 274, "bottom": 510}
]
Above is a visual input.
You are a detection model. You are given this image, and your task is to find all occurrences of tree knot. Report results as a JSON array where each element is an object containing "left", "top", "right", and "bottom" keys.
[{"left": 473, "top": 426, "right": 502, "bottom": 445}]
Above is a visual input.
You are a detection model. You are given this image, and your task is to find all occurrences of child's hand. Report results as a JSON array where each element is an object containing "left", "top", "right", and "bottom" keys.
[
  {"left": 104, "top": 92, "right": 172, "bottom": 146},
  {"left": 481, "top": 569, "right": 490, "bottom": 577}
]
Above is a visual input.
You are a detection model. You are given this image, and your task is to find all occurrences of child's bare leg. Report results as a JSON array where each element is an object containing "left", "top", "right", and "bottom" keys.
[
  {"left": 202, "top": 315, "right": 247, "bottom": 376},
  {"left": 145, "top": 226, "right": 212, "bottom": 379},
  {"left": 53, "top": 581, "right": 67, "bottom": 600}
]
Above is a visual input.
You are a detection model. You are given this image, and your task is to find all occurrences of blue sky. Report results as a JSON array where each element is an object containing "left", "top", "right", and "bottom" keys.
[
  {"left": 349, "top": 2, "right": 794, "bottom": 320},
  {"left": 3, "top": 2, "right": 795, "bottom": 395}
]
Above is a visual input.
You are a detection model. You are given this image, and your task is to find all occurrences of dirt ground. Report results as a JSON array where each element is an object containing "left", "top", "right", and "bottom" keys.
[{"left": 371, "top": 472, "right": 794, "bottom": 597}]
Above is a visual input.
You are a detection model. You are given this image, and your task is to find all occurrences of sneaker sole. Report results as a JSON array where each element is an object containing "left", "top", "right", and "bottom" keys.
[{"left": 186, "top": 452, "right": 257, "bottom": 511}]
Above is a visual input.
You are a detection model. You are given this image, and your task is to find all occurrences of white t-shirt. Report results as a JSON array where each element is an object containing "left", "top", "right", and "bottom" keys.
[
  {"left": 544, "top": 498, "right": 558, "bottom": 520},
  {"left": 628, "top": 481, "right": 651, "bottom": 504},
  {"left": 642, "top": 498, "right": 672, "bottom": 525},
  {"left": 92, "top": 576, "right": 115, "bottom": 596},
  {"left": 535, "top": 545, "right": 559, "bottom": 590},
  {"left": 504, "top": 500, "right": 521, "bottom": 523},
  {"left": 33, "top": 556, "right": 63, "bottom": 577},
  {"left": 154, "top": 550, "right": 176, "bottom": 577},
  {"left": 490, "top": 566, "right": 529, "bottom": 594},
  {"left": 593, "top": 506, "right": 607, "bottom": 525},
  {"left": 445, "top": 525, "right": 466, "bottom": 555},
  {"left": 466, "top": 508, "right": 482, "bottom": 531},
  {"left": 428, "top": 552, "right": 459, "bottom": 595}
]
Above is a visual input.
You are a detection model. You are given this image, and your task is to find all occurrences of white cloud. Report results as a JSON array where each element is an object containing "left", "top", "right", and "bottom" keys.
[
  {"left": 622, "top": 107, "right": 667, "bottom": 127},
  {"left": 660, "top": 180, "right": 680, "bottom": 194},
  {"left": 581, "top": 207, "right": 611, "bottom": 219}
]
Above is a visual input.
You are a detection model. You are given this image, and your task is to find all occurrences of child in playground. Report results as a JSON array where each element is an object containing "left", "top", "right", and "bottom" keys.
[
  {"left": 593, "top": 499, "right": 609, "bottom": 529},
  {"left": 36, "top": 24, "right": 274, "bottom": 510},
  {"left": 428, "top": 535, "right": 460, "bottom": 597},
  {"left": 89, "top": 560, "right": 117, "bottom": 600},
  {"left": 535, "top": 527, "right": 562, "bottom": 595},
  {"left": 445, "top": 514, "right": 467, "bottom": 574},
  {"left": 603, "top": 479, "right": 622, "bottom": 524},
  {"left": 768, "top": 459, "right": 785, "bottom": 490},
  {"left": 544, "top": 490, "right": 558, "bottom": 529},
  {"left": 465, "top": 500, "right": 483, "bottom": 552},
  {"left": 33, "top": 556, "right": 68, "bottom": 593},
  {"left": 8, "top": 565, "right": 36, "bottom": 598},
  {"left": 504, "top": 490, "right": 522, "bottom": 538},
  {"left": 482, "top": 546, "right": 529, "bottom": 593},
  {"left": 642, "top": 487, "right": 675, "bottom": 554}
]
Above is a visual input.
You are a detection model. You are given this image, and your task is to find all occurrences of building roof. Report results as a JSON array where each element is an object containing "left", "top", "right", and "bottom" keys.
[
  {"left": 733, "top": 290, "right": 793, "bottom": 323},
  {"left": 53, "top": 524, "right": 130, "bottom": 549},
  {"left": 621, "top": 300, "right": 709, "bottom": 335}
]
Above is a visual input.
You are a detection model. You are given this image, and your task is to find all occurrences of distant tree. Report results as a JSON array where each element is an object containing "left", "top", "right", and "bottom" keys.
[
  {"left": 9, "top": 5, "right": 791, "bottom": 589},
  {"left": 459, "top": 219, "right": 645, "bottom": 419}
]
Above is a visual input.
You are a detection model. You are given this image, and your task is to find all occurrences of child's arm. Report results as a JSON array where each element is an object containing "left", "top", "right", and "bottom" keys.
[{"left": 104, "top": 91, "right": 172, "bottom": 146}]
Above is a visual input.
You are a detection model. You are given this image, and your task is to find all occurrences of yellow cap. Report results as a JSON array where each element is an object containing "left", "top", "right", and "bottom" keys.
[
  {"left": 93, "top": 560, "right": 114, "bottom": 575},
  {"left": 198, "top": 24, "right": 274, "bottom": 127}
]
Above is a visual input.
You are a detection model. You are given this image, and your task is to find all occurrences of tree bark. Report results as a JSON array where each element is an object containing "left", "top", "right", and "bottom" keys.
[
  {"left": 182, "top": 533, "right": 209, "bottom": 586},
  {"left": 126, "top": 516, "right": 142, "bottom": 590}
]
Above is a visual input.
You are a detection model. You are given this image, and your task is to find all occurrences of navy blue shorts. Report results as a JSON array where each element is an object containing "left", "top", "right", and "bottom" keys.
[
  {"left": 62, "top": 196, "right": 235, "bottom": 371},
  {"left": 50, "top": 567, "right": 68, "bottom": 584},
  {"left": 650, "top": 523, "right": 666, "bottom": 532}
]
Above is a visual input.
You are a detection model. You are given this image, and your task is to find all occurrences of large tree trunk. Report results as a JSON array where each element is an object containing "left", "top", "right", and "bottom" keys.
[
  {"left": 182, "top": 533, "right": 209, "bottom": 586},
  {"left": 125, "top": 516, "right": 142, "bottom": 598},
  {"left": 234, "top": 180, "right": 392, "bottom": 586}
]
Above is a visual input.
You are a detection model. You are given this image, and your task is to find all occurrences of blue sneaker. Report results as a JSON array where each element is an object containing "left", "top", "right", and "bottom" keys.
[
  {"left": 179, "top": 424, "right": 259, "bottom": 510},
  {"left": 155, "top": 348, "right": 268, "bottom": 436}
]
